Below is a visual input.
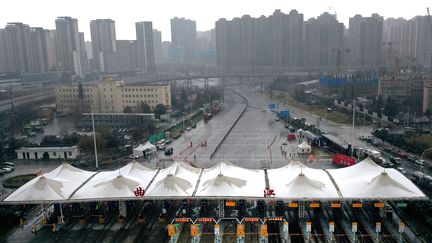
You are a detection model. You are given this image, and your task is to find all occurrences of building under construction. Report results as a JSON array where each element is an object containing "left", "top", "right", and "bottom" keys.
[{"left": 319, "top": 71, "right": 379, "bottom": 98}]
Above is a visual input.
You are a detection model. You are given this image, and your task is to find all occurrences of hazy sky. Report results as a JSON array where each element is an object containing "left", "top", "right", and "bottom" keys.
[{"left": 0, "top": 0, "right": 430, "bottom": 42}]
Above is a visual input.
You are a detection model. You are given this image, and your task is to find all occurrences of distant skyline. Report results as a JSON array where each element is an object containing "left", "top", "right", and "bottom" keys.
[{"left": 0, "top": 0, "right": 430, "bottom": 41}]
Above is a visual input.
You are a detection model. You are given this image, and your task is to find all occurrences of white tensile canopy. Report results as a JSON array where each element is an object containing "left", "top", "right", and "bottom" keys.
[
  {"left": 327, "top": 158, "right": 426, "bottom": 199},
  {"left": 3, "top": 159, "right": 428, "bottom": 203},
  {"left": 145, "top": 162, "right": 201, "bottom": 197},
  {"left": 133, "top": 141, "right": 157, "bottom": 157},
  {"left": 4, "top": 163, "right": 96, "bottom": 203},
  {"left": 70, "top": 162, "right": 157, "bottom": 201},
  {"left": 142, "top": 141, "right": 156, "bottom": 151},
  {"left": 133, "top": 144, "right": 146, "bottom": 157},
  {"left": 267, "top": 161, "right": 339, "bottom": 199},
  {"left": 297, "top": 141, "right": 312, "bottom": 154},
  {"left": 195, "top": 161, "right": 266, "bottom": 198},
  {"left": 327, "top": 157, "right": 382, "bottom": 178}
]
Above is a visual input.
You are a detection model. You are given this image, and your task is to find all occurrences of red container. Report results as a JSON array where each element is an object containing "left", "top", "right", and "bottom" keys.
[{"left": 332, "top": 153, "right": 356, "bottom": 167}]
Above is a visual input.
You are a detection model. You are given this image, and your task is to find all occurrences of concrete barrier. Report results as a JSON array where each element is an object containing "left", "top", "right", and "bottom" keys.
[{"left": 209, "top": 88, "right": 248, "bottom": 160}]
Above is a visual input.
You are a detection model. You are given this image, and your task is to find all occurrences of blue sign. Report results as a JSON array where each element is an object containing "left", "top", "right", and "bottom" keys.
[
  {"left": 279, "top": 110, "right": 290, "bottom": 118},
  {"left": 268, "top": 103, "right": 276, "bottom": 109}
]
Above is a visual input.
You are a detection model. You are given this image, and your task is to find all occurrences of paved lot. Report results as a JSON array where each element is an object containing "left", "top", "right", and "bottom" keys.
[{"left": 0, "top": 160, "right": 62, "bottom": 200}]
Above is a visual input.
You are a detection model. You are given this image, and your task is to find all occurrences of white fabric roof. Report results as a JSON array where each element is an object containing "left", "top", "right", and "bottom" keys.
[
  {"left": 328, "top": 157, "right": 382, "bottom": 178},
  {"left": 195, "top": 161, "right": 266, "bottom": 198},
  {"left": 142, "top": 141, "right": 156, "bottom": 151},
  {"left": 134, "top": 144, "right": 145, "bottom": 152},
  {"left": 3, "top": 159, "right": 427, "bottom": 203},
  {"left": 145, "top": 162, "right": 201, "bottom": 197},
  {"left": 70, "top": 162, "right": 157, "bottom": 200},
  {"left": 267, "top": 161, "right": 340, "bottom": 199},
  {"left": 4, "top": 163, "right": 96, "bottom": 203},
  {"left": 298, "top": 141, "right": 311, "bottom": 149},
  {"left": 327, "top": 158, "right": 426, "bottom": 199}
]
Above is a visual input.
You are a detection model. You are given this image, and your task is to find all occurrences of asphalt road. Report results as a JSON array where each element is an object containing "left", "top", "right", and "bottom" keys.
[{"left": 2, "top": 80, "right": 429, "bottom": 243}]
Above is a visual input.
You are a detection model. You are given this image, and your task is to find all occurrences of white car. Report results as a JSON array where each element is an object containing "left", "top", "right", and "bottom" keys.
[
  {"left": 1, "top": 167, "right": 13, "bottom": 173},
  {"left": 157, "top": 140, "right": 166, "bottom": 150},
  {"left": 186, "top": 127, "right": 192, "bottom": 131},
  {"left": 129, "top": 154, "right": 139, "bottom": 159}
]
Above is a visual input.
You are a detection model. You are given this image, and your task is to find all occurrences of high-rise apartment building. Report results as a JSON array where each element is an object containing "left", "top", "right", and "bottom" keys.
[
  {"left": 153, "top": 29, "right": 162, "bottom": 64},
  {"left": 304, "top": 13, "right": 344, "bottom": 69},
  {"left": 383, "top": 16, "right": 432, "bottom": 67},
  {"left": 0, "top": 24, "right": 56, "bottom": 73},
  {"left": 0, "top": 29, "right": 7, "bottom": 72},
  {"left": 4, "top": 23, "right": 31, "bottom": 72},
  {"left": 170, "top": 17, "right": 197, "bottom": 63},
  {"left": 348, "top": 14, "right": 384, "bottom": 68},
  {"left": 55, "top": 16, "right": 85, "bottom": 77},
  {"left": 28, "top": 27, "right": 48, "bottom": 73},
  {"left": 90, "top": 19, "right": 116, "bottom": 72},
  {"left": 215, "top": 9, "right": 303, "bottom": 67},
  {"left": 104, "top": 40, "right": 138, "bottom": 73},
  {"left": 136, "top": 21, "right": 155, "bottom": 74}
]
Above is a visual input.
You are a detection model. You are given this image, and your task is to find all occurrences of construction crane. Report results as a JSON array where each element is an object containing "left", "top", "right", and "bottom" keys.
[
  {"left": 333, "top": 48, "right": 350, "bottom": 74},
  {"left": 427, "top": 7, "right": 432, "bottom": 74}
]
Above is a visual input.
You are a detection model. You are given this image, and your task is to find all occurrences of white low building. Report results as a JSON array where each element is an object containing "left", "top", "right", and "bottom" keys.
[{"left": 16, "top": 146, "right": 79, "bottom": 160}]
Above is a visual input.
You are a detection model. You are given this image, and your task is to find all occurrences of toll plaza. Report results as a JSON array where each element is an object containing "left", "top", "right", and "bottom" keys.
[{"left": 1, "top": 159, "right": 427, "bottom": 242}]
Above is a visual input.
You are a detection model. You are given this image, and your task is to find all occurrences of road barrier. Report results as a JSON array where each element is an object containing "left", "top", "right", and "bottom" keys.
[{"left": 210, "top": 88, "right": 249, "bottom": 159}]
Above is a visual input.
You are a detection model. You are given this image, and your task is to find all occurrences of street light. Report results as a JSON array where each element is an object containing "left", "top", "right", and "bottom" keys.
[
  {"left": 352, "top": 99, "right": 356, "bottom": 138},
  {"left": 419, "top": 147, "right": 432, "bottom": 180},
  {"left": 91, "top": 105, "right": 99, "bottom": 169}
]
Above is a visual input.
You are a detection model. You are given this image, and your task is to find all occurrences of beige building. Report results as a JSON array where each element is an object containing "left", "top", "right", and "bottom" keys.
[
  {"left": 423, "top": 80, "right": 432, "bottom": 113},
  {"left": 378, "top": 75, "right": 424, "bottom": 108},
  {"left": 55, "top": 78, "right": 171, "bottom": 113}
]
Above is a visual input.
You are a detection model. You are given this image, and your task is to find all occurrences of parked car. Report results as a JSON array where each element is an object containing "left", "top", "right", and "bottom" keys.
[
  {"left": 396, "top": 167, "right": 407, "bottom": 174},
  {"left": 165, "top": 137, "right": 172, "bottom": 144},
  {"left": 389, "top": 157, "right": 401, "bottom": 165},
  {"left": 1, "top": 162, "right": 15, "bottom": 168},
  {"left": 0, "top": 167, "right": 13, "bottom": 173},
  {"left": 186, "top": 127, "right": 192, "bottom": 131},
  {"left": 397, "top": 151, "right": 408, "bottom": 158},
  {"left": 164, "top": 147, "right": 174, "bottom": 156},
  {"left": 129, "top": 154, "right": 139, "bottom": 159},
  {"left": 414, "top": 159, "right": 424, "bottom": 165},
  {"left": 157, "top": 140, "right": 166, "bottom": 150}
]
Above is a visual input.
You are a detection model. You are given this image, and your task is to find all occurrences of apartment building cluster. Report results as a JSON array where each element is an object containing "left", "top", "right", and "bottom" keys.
[
  {"left": 0, "top": 18, "right": 88, "bottom": 77},
  {"left": 215, "top": 10, "right": 432, "bottom": 70},
  {"left": 55, "top": 78, "right": 171, "bottom": 113},
  {"left": 0, "top": 18, "right": 158, "bottom": 77}
]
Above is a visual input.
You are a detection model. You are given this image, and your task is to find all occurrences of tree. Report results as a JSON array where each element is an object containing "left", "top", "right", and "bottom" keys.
[
  {"left": 384, "top": 96, "right": 398, "bottom": 117},
  {"left": 0, "top": 138, "right": 6, "bottom": 162},
  {"left": 124, "top": 106, "right": 133, "bottom": 113},
  {"left": 140, "top": 102, "right": 151, "bottom": 113},
  {"left": 181, "top": 87, "right": 188, "bottom": 103},
  {"left": 78, "top": 81, "right": 85, "bottom": 113},
  {"left": 154, "top": 104, "right": 167, "bottom": 116},
  {"left": 131, "top": 127, "right": 145, "bottom": 141},
  {"left": 370, "top": 95, "right": 383, "bottom": 113},
  {"left": 79, "top": 134, "right": 107, "bottom": 153}
]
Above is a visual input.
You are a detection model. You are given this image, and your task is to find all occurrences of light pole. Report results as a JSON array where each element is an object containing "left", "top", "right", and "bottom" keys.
[
  {"left": 380, "top": 107, "right": 384, "bottom": 129},
  {"left": 419, "top": 147, "right": 432, "bottom": 180},
  {"left": 91, "top": 105, "right": 99, "bottom": 169},
  {"left": 352, "top": 99, "right": 356, "bottom": 138}
]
